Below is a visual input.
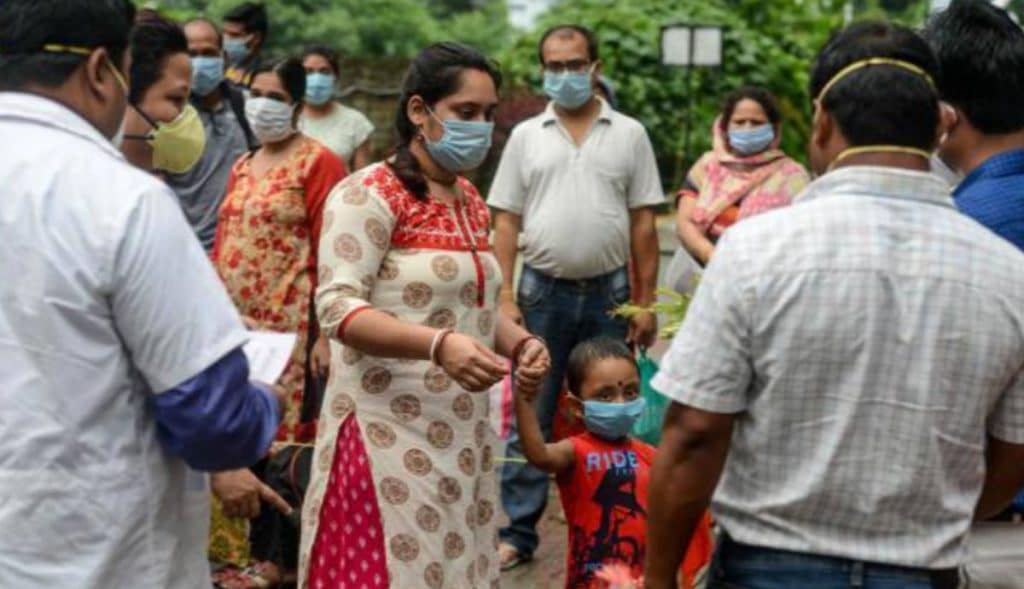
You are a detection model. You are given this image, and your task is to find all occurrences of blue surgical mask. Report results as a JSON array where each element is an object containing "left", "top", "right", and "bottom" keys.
[
  {"left": 581, "top": 398, "right": 646, "bottom": 441},
  {"left": 424, "top": 109, "right": 494, "bottom": 173},
  {"left": 305, "top": 73, "right": 335, "bottom": 106},
  {"left": 728, "top": 124, "right": 775, "bottom": 156},
  {"left": 191, "top": 56, "right": 224, "bottom": 97},
  {"left": 543, "top": 69, "right": 593, "bottom": 110},
  {"left": 224, "top": 36, "right": 250, "bottom": 65}
]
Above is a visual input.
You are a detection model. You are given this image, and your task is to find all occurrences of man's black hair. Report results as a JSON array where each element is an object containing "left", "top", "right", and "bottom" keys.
[
  {"left": 224, "top": 2, "right": 269, "bottom": 38},
  {"left": 924, "top": 0, "right": 1024, "bottom": 134},
  {"left": 0, "top": 0, "right": 135, "bottom": 91},
  {"left": 809, "top": 21, "right": 940, "bottom": 151},
  {"left": 129, "top": 16, "right": 188, "bottom": 104},
  {"left": 537, "top": 24, "right": 599, "bottom": 65},
  {"left": 566, "top": 337, "right": 635, "bottom": 395}
]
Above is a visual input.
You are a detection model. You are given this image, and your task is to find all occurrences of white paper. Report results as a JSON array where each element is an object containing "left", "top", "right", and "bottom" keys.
[{"left": 243, "top": 331, "right": 298, "bottom": 384}]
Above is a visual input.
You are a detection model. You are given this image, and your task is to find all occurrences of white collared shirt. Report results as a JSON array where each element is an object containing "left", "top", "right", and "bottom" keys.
[
  {"left": 0, "top": 93, "right": 247, "bottom": 588},
  {"left": 489, "top": 98, "right": 664, "bottom": 279},
  {"left": 655, "top": 166, "right": 1024, "bottom": 568}
]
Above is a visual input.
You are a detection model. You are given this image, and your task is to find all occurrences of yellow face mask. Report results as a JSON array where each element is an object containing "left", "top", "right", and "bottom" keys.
[{"left": 143, "top": 103, "right": 207, "bottom": 174}]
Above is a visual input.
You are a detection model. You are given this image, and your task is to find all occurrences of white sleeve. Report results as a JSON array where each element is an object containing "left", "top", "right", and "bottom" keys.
[
  {"left": 110, "top": 186, "right": 247, "bottom": 393},
  {"left": 627, "top": 125, "right": 665, "bottom": 209},
  {"left": 487, "top": 126, "right": 527, "bottom": 214}
]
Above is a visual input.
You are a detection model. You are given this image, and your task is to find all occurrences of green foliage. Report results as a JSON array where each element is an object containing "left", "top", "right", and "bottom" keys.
[
  {"left": 160, "top": 0, "right": 512, "bottom": 59},
  {"left": 615, "top": 287, "right": 696, "bottom": 338},
  {"left": 498, "top": 0, "right": 845, "bottom": 189}
]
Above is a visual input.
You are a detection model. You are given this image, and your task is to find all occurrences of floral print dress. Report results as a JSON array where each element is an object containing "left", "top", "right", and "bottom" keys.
[
  {"left": 209, "top": 137, "right": 346, "bottom": 565},
  {"left": 300, "top": 163, "right": 502, "bottom": 589}
]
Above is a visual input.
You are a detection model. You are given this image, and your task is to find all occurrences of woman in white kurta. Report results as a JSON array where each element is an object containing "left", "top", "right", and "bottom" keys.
[{"left": 300, "top": 43, "right": 550, "bottom": 589}]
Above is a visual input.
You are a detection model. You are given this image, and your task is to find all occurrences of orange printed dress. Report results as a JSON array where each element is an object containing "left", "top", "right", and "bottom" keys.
[
  {"left": 557, "top": 432, "right": 713, "bottom": 589},
  {"left": 213, "top": 137, "right": 346, "bottom": 443},
  {"left": 301, "top": 163, "right": 503, "bottom": 589}
]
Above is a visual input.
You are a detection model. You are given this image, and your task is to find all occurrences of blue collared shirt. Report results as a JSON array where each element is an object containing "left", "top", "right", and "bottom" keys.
[{"left": 955, "top": 149, "right": 1024, "bottom": 251}]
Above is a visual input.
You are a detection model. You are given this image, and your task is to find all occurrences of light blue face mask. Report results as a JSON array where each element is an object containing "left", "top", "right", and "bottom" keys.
[
  {"left": 728, "top": 124, "right": 775, "bottom": 156},
  {"left": 543, "top": 69, "right": 593, "bottom": 110},
  {"left": 424, "top": 109, "right": 494, "bottom": 173},
  {"left": 305, "top": 73, "right": 335, "bottom": 106},
  {"left": 581, "top": 397, "right": 646, "bottom": 441},
  {"left": 191, "top": 56, "right": 224, "bottom": 97},
  {"left": 224, "top": 37, "right": 250, "bottom": 65}
]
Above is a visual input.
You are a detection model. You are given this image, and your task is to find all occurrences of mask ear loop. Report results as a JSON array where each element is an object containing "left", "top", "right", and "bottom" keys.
[{"left": 123, "top": 103, "right": 159, "bottom": 142}]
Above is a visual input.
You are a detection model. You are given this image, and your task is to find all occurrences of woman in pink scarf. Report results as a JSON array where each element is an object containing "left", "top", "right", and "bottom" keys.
[{"left": 676, "top": 87, "right": 809, "bottom": 265}]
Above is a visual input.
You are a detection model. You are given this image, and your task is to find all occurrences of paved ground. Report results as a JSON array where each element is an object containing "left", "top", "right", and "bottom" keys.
[{"left": 500, "top": 484, "right": 569, "bottom": 589}]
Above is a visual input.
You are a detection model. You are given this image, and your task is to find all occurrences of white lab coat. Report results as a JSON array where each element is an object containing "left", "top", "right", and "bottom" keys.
[{"left": 0, "top": 93, "right": 247, "bottom": 588}]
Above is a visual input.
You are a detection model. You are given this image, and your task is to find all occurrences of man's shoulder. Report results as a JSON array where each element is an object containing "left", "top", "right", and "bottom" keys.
[{"left": 605, "top": 109, "right": 648, "bottom": 135}]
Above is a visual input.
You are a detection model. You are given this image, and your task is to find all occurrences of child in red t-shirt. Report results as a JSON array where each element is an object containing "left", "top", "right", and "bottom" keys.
[{"left": 515, "top": 337, "right": 712, "bottom": 589}]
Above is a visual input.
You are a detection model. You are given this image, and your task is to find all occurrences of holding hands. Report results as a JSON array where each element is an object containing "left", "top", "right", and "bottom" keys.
[
  {"left": 435, "top": 331, "right": 508, "bottom": 392},
  {"left": 515, "top": 336, "right": 550, "bottom": 401}
]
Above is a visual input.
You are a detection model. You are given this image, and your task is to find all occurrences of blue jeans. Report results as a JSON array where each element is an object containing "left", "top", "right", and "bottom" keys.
[
  {"left": 709, "top": 535, "right": 959, "bottom": 589},
  {"left": 499, "top": 265, "right": 630, "bottom": 557}
]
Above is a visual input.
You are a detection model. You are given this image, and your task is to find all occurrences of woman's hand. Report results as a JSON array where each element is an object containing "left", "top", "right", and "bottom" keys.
[
  {"left": 515, "top": 338, "right": 550, "bottom": 401},
  {"left": 211, "top": 469, "right": 292, "bottom": 520},
  {"left": 310, "top": 334, "right": 330, "bottom": 380},
  {"left": 436, "top": 333, "right": 508, "bottom": 392}
]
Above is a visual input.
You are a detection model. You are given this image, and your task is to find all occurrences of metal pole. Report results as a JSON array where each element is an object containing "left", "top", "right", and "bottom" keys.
[{"left": 683, "top": 28, "right": 696, "bottom": 170}]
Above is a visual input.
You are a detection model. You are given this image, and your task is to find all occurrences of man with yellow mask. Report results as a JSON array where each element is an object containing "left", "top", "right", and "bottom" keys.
[
  {"left": 0, "top": 1, "right": 281, "bottom": 588},
  {"left": 121, "top": 16, "right": 207, "bottom": 177},
  {"left": 644, "top": 21, "right": 1024, "bottom": 589}
]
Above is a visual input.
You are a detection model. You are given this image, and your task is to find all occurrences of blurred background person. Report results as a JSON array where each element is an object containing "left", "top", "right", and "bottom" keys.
[
  {"left": 223, "top": 1, "right": 267, "bottom": 88},
  {"left": 121, "top": 15, "right": 207, "bottom": 177},
  {"left": 676, "top": 87, "right": 809, "bottom": 267},
  {"left": 165, "top": 17, "right": 256, "bottom": 253},
  {"left": 299, "top": 44, "right": 375, "bottom": 171},
  {"left": 210, "top": 56, "right": 346, "bottom": 589}
]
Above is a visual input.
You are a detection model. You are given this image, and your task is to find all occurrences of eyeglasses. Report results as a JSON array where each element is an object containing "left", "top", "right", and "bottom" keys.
[{"left": 543, "top": 60, "right": 592, "bottom": 75}]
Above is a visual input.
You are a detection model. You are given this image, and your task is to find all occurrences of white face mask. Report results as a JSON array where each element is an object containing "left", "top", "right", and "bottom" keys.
[{"left": 244, "top": 97, "right": 296, "bottom": 144}]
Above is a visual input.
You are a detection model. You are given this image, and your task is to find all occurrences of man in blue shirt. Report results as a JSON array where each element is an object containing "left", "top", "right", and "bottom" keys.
[
  {"left": 925, "top": 1, "right": 1024, "bottom": 586},
  {"left": 927, "top": 0, "right": 1024, "bottom": 251}
]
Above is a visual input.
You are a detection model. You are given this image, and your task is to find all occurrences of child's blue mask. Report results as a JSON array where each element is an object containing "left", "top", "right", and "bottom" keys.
[{"left": 581, "top": 397, "right": 646, "bottom": 441}]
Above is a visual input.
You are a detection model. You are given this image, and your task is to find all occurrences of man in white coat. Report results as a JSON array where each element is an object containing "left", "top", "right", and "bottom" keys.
[{"left": 0, "top": 1, "right": 281, "bottom": 587}]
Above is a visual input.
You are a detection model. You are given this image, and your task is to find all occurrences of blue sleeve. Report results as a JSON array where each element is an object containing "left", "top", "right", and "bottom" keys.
[{"left": 151, "top": 347, "right": 280, "bottom": 471}]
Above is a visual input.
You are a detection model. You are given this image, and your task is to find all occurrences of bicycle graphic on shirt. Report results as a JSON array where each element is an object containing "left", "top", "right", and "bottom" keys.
[{"left": 568, "top": 463, "right": 646, "bottom": 584}]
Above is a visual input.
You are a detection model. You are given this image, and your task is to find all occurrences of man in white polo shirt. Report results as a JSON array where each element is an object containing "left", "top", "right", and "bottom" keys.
[{"left": 489, "top": 23, "right": 663, "bottom": 568}]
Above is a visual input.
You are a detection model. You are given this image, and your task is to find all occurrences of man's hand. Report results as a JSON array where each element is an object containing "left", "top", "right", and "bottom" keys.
[
  {"left": 628, "top": 311, "right": 658, "bottom": 349},
  {"left": 212, "top": 469, "right": 293, "bottom": 519}
]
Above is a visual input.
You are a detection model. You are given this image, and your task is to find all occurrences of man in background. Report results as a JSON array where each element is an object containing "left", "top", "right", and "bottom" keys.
[
  {"left": 223, "top": 1, "right": 267, "bottom": 88},
  {"left": 166, "top": 17, "right": 256, "bottom": 252}
]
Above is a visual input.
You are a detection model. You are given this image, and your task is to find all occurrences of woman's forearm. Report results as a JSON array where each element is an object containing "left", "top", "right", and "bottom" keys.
[
  {"left": 676, "top": 198, "right": 715, "bottom": 265},
  {"left": 341, "top": 308, "right": 438, "bottom": 360},
  {"left": 494, "top": 312, "right": 531, "bottom": 359}
]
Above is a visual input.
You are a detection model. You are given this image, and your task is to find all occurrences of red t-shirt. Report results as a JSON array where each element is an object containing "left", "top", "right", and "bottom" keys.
[{"left": 556, "top": 432, "right": 712, "bottom": 589}]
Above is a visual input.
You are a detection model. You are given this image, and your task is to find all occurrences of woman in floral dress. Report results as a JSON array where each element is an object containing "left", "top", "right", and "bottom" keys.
[
  {"left": 301, "top": 43, "right": 550, "bottom": 589},
  {"left": 210, "top": 57, "right": 346, "bottom": 588}
]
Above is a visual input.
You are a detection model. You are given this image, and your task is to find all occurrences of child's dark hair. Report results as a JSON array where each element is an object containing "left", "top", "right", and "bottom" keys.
[{"left": 566, "top": 337, "right": 634, "bottom": 394}]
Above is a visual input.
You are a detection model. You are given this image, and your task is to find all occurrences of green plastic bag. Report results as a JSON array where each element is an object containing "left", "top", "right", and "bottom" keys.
[{"left": 632, "top": 349, "right": 669, "bottom": 446}]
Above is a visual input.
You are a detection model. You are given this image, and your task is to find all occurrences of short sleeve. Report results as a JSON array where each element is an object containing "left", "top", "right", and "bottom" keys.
[
  {"left": 651, "top": 234, "right": 753, "bottom": 413},
  {"left": 989, "top": 363, "right": 1024, "bottom": 444},
  {"left": 488, "top": 125, "right": 527, "bottom": 214},
  {"left": 351, "top": 109, "right": 375, "bottom": 147},
  {"left": 626, "top": 126, "right": 665, "bottom": 209},
  {"left": 111, "top": 186, "right": 247, "bottom": 393},
  {"left": 316, "top": 173, "right": 396, "bottom": 340}
]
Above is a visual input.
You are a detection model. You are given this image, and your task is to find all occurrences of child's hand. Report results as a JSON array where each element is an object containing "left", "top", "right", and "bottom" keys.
[{"left": 515, "top": 338, "right": 550, "bottom": 399}]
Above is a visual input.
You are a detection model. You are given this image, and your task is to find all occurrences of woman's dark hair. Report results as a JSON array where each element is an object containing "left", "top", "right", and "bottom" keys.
[
  {"left": 924, "top": 0, "right": 1024, "bottom": 135},
  {"left": 302, "top": 44, "right": 340, "bottom": 75},
  {"left": 252, "top": 57, "right": 306, "bottom": 106},
  {"left": 719, "top": 87, "right": 782, "bottom": 130},
  {"left": 389, "top": 42, "right": 502, "bottom": 200},
  {"left": 0, "top": 0, "right": 135, "bottom": 91},
  {"left": 128, "top": 15, "right": 188, "bottom": 104},
  {"left": 809, "top": 21, "right": 940, "bottom": 151},
  {"left": 566, "top": 337, "right": 635, "bottom": 395}
]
